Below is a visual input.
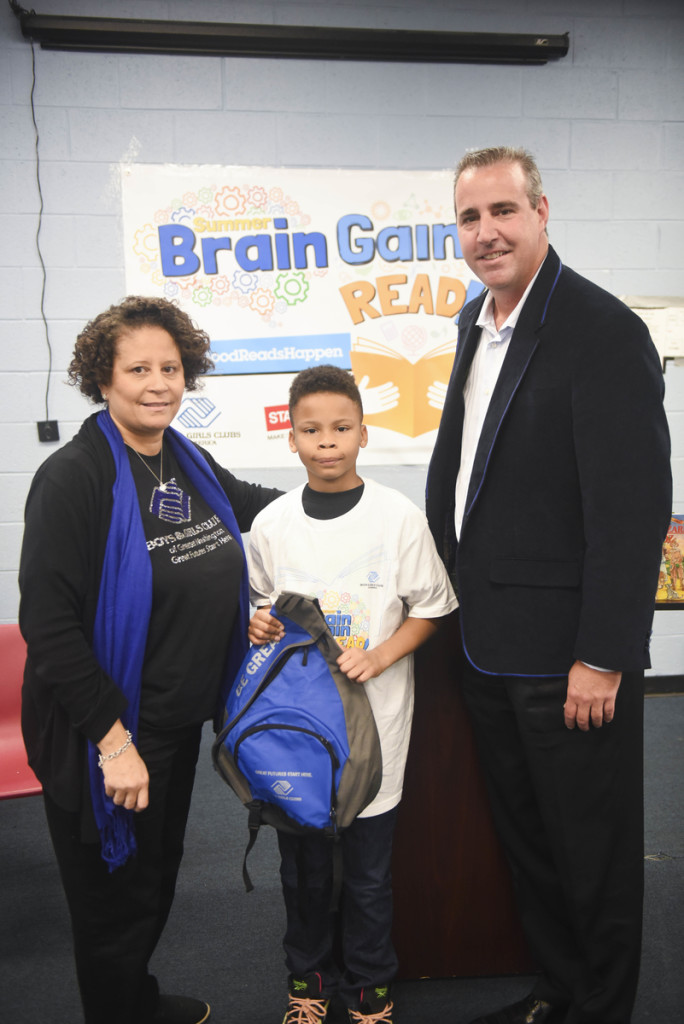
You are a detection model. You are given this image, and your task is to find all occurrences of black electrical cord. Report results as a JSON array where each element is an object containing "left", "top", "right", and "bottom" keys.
[
  {"left": 8, "top": 1, "right": 31, "bottom": 17},
  {"left": 28, "top": 34, "right": 54, "bottom": 423},
  {"left": 10, "top": 1, "right": 55, "bottom": 423}
]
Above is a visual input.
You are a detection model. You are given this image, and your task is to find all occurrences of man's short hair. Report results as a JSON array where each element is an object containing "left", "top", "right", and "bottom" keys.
[
  {"left": 289, "top": 365, "right": 363, "bottom": 420},
  {"left": 455, "top": 146, "right": 544, "bottom": 210}
]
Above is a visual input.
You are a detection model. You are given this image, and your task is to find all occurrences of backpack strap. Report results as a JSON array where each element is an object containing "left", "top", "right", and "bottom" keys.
[{"left": 242, "top": 803, "right": 262, "bottom": 893}]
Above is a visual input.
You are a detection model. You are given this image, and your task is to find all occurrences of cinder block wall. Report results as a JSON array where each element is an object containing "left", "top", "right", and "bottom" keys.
[{"left": 1, "top": 0, "right": 682, "bottom": 674}]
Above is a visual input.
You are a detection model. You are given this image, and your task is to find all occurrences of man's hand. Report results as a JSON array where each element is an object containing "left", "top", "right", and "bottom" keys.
[
  {"left": 248, "top": 606, "right": 285, "bottom": 646},
  {"left": 564, "top": 660, "right": 622, "bottom": 731}
]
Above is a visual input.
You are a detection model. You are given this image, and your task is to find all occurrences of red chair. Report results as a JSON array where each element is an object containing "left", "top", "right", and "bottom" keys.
[{"left": 0, "top": 624, "right": 42, "bottom": 799}]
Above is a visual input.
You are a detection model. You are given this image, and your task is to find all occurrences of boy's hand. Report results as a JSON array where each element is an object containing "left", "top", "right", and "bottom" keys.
[
  {"left": 337, "top": 618, "right": 440, "bottom": 684},
  {"left": 249, "top": 606, "right": 285, "bottom": 646},
  {"left": 337, "top": 647, "right": 387, "bottom": 683}
]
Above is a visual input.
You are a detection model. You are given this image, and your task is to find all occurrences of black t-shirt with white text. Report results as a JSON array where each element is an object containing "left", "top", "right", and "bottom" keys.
[{"left": 126, "top": 444, "right": 243, "bottom": 729}]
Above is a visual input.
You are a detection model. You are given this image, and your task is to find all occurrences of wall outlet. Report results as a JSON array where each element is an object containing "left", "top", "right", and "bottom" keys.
[{"left": 37, "top": 420, "right": 60, "bottom": 442}]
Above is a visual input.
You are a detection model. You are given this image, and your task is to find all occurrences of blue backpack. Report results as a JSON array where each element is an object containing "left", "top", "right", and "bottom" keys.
[{"left": 212, "top": 591, "right": 383, "bottom": 890}]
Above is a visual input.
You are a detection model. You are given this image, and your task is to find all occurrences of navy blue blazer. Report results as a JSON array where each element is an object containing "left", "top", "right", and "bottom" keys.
[{"left": 426, "top": 246, "right": 672, "bottom": 677}]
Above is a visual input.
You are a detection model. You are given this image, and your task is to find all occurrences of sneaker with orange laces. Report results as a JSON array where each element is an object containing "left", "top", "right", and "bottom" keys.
[
  {"left": 282, "top": 973, "right": 330, "bottom": 1024},
  {"left": 347, "top": 985, "right": 394, "bottom": 1023}
]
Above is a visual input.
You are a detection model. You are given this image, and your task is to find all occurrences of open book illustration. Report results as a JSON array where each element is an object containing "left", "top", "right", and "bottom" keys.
[
  {"left": 351, "top": 336, "right": 456, "bottom": 438},
  {"left": 657, "top": 516, "right": 684, "bottom": 606}
]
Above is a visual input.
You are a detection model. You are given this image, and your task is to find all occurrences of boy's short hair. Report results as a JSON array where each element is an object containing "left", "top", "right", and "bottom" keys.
[{"left": 289, "top": 365, "right": 363, "bottom": 420}]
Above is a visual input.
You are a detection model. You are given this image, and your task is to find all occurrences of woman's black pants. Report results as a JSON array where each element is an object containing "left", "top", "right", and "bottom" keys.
[{"left": 43, "top": 723, "right": 203, "bottom": 1024}]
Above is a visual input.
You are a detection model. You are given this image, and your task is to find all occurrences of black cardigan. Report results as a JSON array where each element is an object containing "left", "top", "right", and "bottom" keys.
[{"left": 19, "top": 413, "right": 281, "bottom": 811}]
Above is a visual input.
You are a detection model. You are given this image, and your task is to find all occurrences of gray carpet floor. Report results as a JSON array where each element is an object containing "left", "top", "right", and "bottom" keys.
[{"left": 1, "top": 695, "right": 682, "bottom": 1024}]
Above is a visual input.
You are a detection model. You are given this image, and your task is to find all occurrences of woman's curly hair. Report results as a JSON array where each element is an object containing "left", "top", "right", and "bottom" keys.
[{"left": 68, "top": 296, "right": 214, "bottom": 403}]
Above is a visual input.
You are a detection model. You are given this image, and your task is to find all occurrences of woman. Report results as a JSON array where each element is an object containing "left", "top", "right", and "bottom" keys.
[{"left": 19, "top": 296, "right": 281, "bottom": 1024}]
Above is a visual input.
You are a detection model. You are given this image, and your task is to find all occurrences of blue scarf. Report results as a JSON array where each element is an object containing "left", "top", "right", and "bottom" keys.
[{"left": 88, "top": 409, "right": 249, "bottom": 870}]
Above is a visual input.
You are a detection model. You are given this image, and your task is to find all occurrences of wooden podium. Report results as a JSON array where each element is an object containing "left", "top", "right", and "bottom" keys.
[{"left": 391, "top": 612, "right": 535, "bottom": 978}]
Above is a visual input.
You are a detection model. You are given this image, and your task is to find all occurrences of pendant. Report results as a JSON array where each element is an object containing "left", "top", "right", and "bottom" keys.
[{"left": 149, "top": 478, "right": 192, "bottom": 524}]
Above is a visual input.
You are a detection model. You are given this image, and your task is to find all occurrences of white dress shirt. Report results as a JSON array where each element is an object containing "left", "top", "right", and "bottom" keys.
[{"left": 454, "top": 268, "right": 541, "bottom": 539}]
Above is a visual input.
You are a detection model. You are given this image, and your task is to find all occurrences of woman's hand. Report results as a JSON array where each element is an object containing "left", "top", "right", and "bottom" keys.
[
  {"left": 97, "top": 722, "right": 149, "bottom": 811},
  {"left": 249, "top": 606, "right": 285, "bottom": 646}
]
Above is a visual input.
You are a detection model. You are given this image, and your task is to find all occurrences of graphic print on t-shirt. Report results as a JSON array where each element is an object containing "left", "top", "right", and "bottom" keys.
[
  {"left": 321, "top": 589, "right": 370, "bottom": 650},
  {"left": 149, "top": 479, "right": 191, "bottom": 523},
  {"left": 274, "top": 545, "right": 389, "bottom": 653},
  {"left": 145, "top": 512, "right": 233, "bottom": 566}
]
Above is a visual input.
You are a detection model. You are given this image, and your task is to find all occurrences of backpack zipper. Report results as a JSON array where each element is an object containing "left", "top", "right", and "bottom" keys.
[
  {"left": 234, "top": 723, "right": 340, "bottom": 830},
  {"left": 217, "top": 639, "right": 313, "bottom": 744}
]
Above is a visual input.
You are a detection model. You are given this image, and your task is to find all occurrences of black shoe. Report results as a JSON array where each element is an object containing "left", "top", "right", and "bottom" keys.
[
  {"left": 151, "top": 994, "right": 211, "bottom": 1024},
  {"left": 469, "top": 992, "right": 564, "bottom": 1024}
]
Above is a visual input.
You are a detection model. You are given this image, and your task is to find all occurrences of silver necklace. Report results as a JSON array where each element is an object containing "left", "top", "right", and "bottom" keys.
[
  {"left": 127, "top": 442, "right": 192, "bottom": 524},
  {"left": 129, "top": 442, "right": 168, "bottom": 491}
]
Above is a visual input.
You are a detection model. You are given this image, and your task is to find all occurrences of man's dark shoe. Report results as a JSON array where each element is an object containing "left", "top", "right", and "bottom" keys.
[
  {"left": 469, "top": 992, "right": 564, "bottom": 1024},
  {"left": 151, "top": 994, "right": 211, "bottom": 1024}
]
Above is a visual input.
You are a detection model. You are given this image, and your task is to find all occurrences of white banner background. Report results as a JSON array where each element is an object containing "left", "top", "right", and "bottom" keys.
[{"left": 122, "top": 165, "right": 481, "bottom": 466}]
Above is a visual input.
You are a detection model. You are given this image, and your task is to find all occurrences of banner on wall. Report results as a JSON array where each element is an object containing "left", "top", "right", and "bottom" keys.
[{"left": 122, "top": 165, "right": 482, "bottom": 467}]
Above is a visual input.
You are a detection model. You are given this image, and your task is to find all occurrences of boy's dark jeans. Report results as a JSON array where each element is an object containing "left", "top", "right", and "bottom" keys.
[{"left": 277, "top": 805, "right": 399, "bottom": 1007}]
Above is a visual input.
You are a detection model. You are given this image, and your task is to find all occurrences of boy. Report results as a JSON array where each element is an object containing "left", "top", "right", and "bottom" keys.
[{"left": 247, "top": 365, "right": 457, "bottom": 1024}]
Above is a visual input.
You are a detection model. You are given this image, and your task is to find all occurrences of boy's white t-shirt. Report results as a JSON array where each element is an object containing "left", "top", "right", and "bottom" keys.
[{"left": 247, "top": 478, "right": 458, "bottom": 818}]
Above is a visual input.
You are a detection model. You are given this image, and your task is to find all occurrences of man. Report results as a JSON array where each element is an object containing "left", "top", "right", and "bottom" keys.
[{"left": 426, "top": 147, "right": 672, "bottom": 1024}]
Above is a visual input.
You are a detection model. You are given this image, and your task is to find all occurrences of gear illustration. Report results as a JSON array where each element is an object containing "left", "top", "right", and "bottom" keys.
[
  {"left": 192, "top": 285, "right": 213, "bottom": 308},
  {"left": 274, "top": 272, "right": 309, "bottom": 306}
]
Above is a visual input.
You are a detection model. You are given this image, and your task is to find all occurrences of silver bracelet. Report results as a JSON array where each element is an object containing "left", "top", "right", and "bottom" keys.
[{"left": 97, "top": 729, "right": 133, "bottom": 769}]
